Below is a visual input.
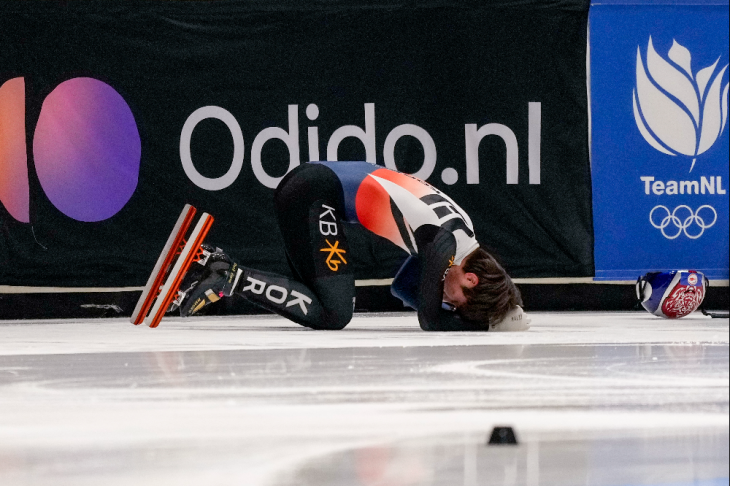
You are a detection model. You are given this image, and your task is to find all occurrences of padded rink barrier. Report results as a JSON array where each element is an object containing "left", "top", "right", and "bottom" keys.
[
  {"left": 1, "top": 0, "right": 594, "bottom": 292},
  {"left": 0, "top": 282, "right": 727, "bottom": 320}
]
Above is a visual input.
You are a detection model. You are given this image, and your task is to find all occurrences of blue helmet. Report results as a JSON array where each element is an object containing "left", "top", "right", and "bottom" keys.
[{"left": 636, "top": 270, "right": 706, "bottom": 318}]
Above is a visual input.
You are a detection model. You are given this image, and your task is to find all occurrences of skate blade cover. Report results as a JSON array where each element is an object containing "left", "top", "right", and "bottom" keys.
[
  {"left": 130, "top": 204, "right": 214, "bottom": 328},
  {"left": 489, "top": 305, "right": 531, "bottom": 332}
]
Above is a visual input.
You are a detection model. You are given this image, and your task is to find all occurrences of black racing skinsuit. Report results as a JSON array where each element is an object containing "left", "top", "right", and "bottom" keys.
[{"left": 232, "top": 162, "right": 484, "bottom": 331}]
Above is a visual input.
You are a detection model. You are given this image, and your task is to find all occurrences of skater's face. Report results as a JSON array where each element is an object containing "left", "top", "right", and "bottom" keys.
[{"left": 442, "top": 264, "right": 478, "bottom": 309}]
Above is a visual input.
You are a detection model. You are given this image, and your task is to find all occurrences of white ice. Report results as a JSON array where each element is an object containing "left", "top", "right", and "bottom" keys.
[{"left": 0, "top": 311, "right": 727, "bottom": 486}]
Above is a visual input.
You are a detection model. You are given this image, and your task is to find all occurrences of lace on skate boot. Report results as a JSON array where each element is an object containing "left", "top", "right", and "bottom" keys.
[
  {"left": 167, "top": 244, "right": 215, "bottom": 313},
  {"left": 177, "top": 247, "right": 240, "bottom": 317}
]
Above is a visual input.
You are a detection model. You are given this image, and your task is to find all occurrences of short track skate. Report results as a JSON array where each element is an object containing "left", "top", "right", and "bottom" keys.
[{"left": 131, "top": 204, "right": 214, "bottom": 328}]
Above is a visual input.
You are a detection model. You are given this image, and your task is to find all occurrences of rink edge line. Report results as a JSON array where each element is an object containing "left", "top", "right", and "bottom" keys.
[{"left": 2, "top": 278, "right": 728, "bottom": 293}]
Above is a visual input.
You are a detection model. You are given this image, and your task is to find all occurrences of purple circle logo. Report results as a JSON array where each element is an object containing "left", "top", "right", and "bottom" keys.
[{"left": 33, "top": 78, "right": 141, "bottom": 222}]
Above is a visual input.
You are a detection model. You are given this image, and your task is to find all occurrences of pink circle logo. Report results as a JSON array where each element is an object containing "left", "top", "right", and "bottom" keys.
[
  {"left": 1, "top": 77, "right": 141, "bottom": 223},
  {"left": 0, "top": 78, "right": 28, "bottom": 222}
]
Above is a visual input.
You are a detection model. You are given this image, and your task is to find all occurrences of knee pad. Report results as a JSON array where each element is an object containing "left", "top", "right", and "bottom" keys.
[{"left": 636, "top": 270, "right": 706, "bottom": 318}]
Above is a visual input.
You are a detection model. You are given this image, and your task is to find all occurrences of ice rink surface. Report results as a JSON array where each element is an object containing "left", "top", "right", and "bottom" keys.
[{"left": 0, "top": 311, "right": 727, "bottom": 486}]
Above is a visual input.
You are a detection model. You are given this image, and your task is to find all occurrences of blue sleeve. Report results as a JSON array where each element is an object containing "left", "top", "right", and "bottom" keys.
[
  {"left": 390, "top": 256, "right": 420, "bottom": 310},
  {"left": 413, "top": 227, "right": 486, "bottom": 332},
  {"left": 392, "top": 229, "right": 487, "bottom": 332}
]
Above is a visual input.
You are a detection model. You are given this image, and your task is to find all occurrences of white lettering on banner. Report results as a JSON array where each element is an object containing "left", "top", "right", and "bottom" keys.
[
  {"left": 306, "top": 104, "right": 320, "bottom": 162},
  {"left": 241, "top": 276, "right": 312, "bottom": 314},
  {"left": 180, "top": 106, "right": 245, "bottom": 191},
  {"left": 640, "top": 176, "right": 727, "bottom": 195},
  {"left": 383, "top": 124, "right": 437, "bottom": 181},
  {"left": 326, "top": 103, "right": 376, "bottom": 164},
  {"left": 465, "top": 123, "right": 517, "bottom": 183},
  {"left": 464, "top": 102, "right": 541, "bottom": 185},
  {"left": 181, "top": 103, "right": 542, "bottom": 189},
  {"left": 251, "top": 105, "right": 300, "bottom": 189}
]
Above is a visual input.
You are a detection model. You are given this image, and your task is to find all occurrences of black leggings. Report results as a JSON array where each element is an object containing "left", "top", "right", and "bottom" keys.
[{"left": 234, "top": 163, "right": 354, "bottom": 330}]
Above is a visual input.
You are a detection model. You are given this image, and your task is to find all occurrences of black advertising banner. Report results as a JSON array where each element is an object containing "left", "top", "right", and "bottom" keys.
[{"left": 0, "top": 0, "right": 592, "bottom": 288}]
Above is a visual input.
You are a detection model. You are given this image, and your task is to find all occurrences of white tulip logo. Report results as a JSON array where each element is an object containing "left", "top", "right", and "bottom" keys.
[{"left": 633, "top": 37, "right": 729, "bottom": 171}]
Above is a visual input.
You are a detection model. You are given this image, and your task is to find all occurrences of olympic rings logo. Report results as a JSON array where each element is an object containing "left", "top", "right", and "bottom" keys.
[{"left": 649, "top": 205, "right": 717, "bottom": 239}]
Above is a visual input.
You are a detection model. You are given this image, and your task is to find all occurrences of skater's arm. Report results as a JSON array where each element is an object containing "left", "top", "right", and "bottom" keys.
[
  {"left": 415, "top": 228, "right": 485, "bottom": 332},
  {"left": 390, "top": 256, "right": 420, "bottom": 310},
  {"left": 392, "top": 255, "right": 477, "bottom": 330}
]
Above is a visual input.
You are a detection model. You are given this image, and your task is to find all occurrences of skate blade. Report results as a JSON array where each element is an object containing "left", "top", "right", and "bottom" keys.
[
  {"left": 130, "top": 204, "right": 214, "bottom": 328},
  {"left": 144, "top": 212, "right": 214, "bottom": 328},
  {"left": 131, "top": 204, "right": 197, "bottom": 325}
]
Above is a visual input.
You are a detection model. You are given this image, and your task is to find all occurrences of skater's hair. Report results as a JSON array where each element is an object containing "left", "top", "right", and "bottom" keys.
[{"left": 458, "top": 248, "right": 522, "bottom": 327}]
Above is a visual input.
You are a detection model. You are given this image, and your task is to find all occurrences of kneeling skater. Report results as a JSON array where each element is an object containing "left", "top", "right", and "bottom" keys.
[{"left": 175, "top": 161, "right": 527, "bottom": 331}]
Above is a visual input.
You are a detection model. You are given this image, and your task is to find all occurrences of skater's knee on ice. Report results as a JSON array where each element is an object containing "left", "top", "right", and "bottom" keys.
[
  {"left": 323, "top": 312, "right": 351, "bottom": 330},
  {"left": 301, "top": 299, "right": 352, "bottom": 330},
  {"left": 323, "top": 296, "right": 355, "bottom": 330}
]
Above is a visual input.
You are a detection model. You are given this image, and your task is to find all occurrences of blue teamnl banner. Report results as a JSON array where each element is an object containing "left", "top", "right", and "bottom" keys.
[{"left": 590, "top": 0, "right": 729, "bottom": 281}]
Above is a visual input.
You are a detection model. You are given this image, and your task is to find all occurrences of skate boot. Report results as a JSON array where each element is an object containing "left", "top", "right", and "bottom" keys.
[{"left": 171, "top": 244, "right": 242, "bottom": 317}]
